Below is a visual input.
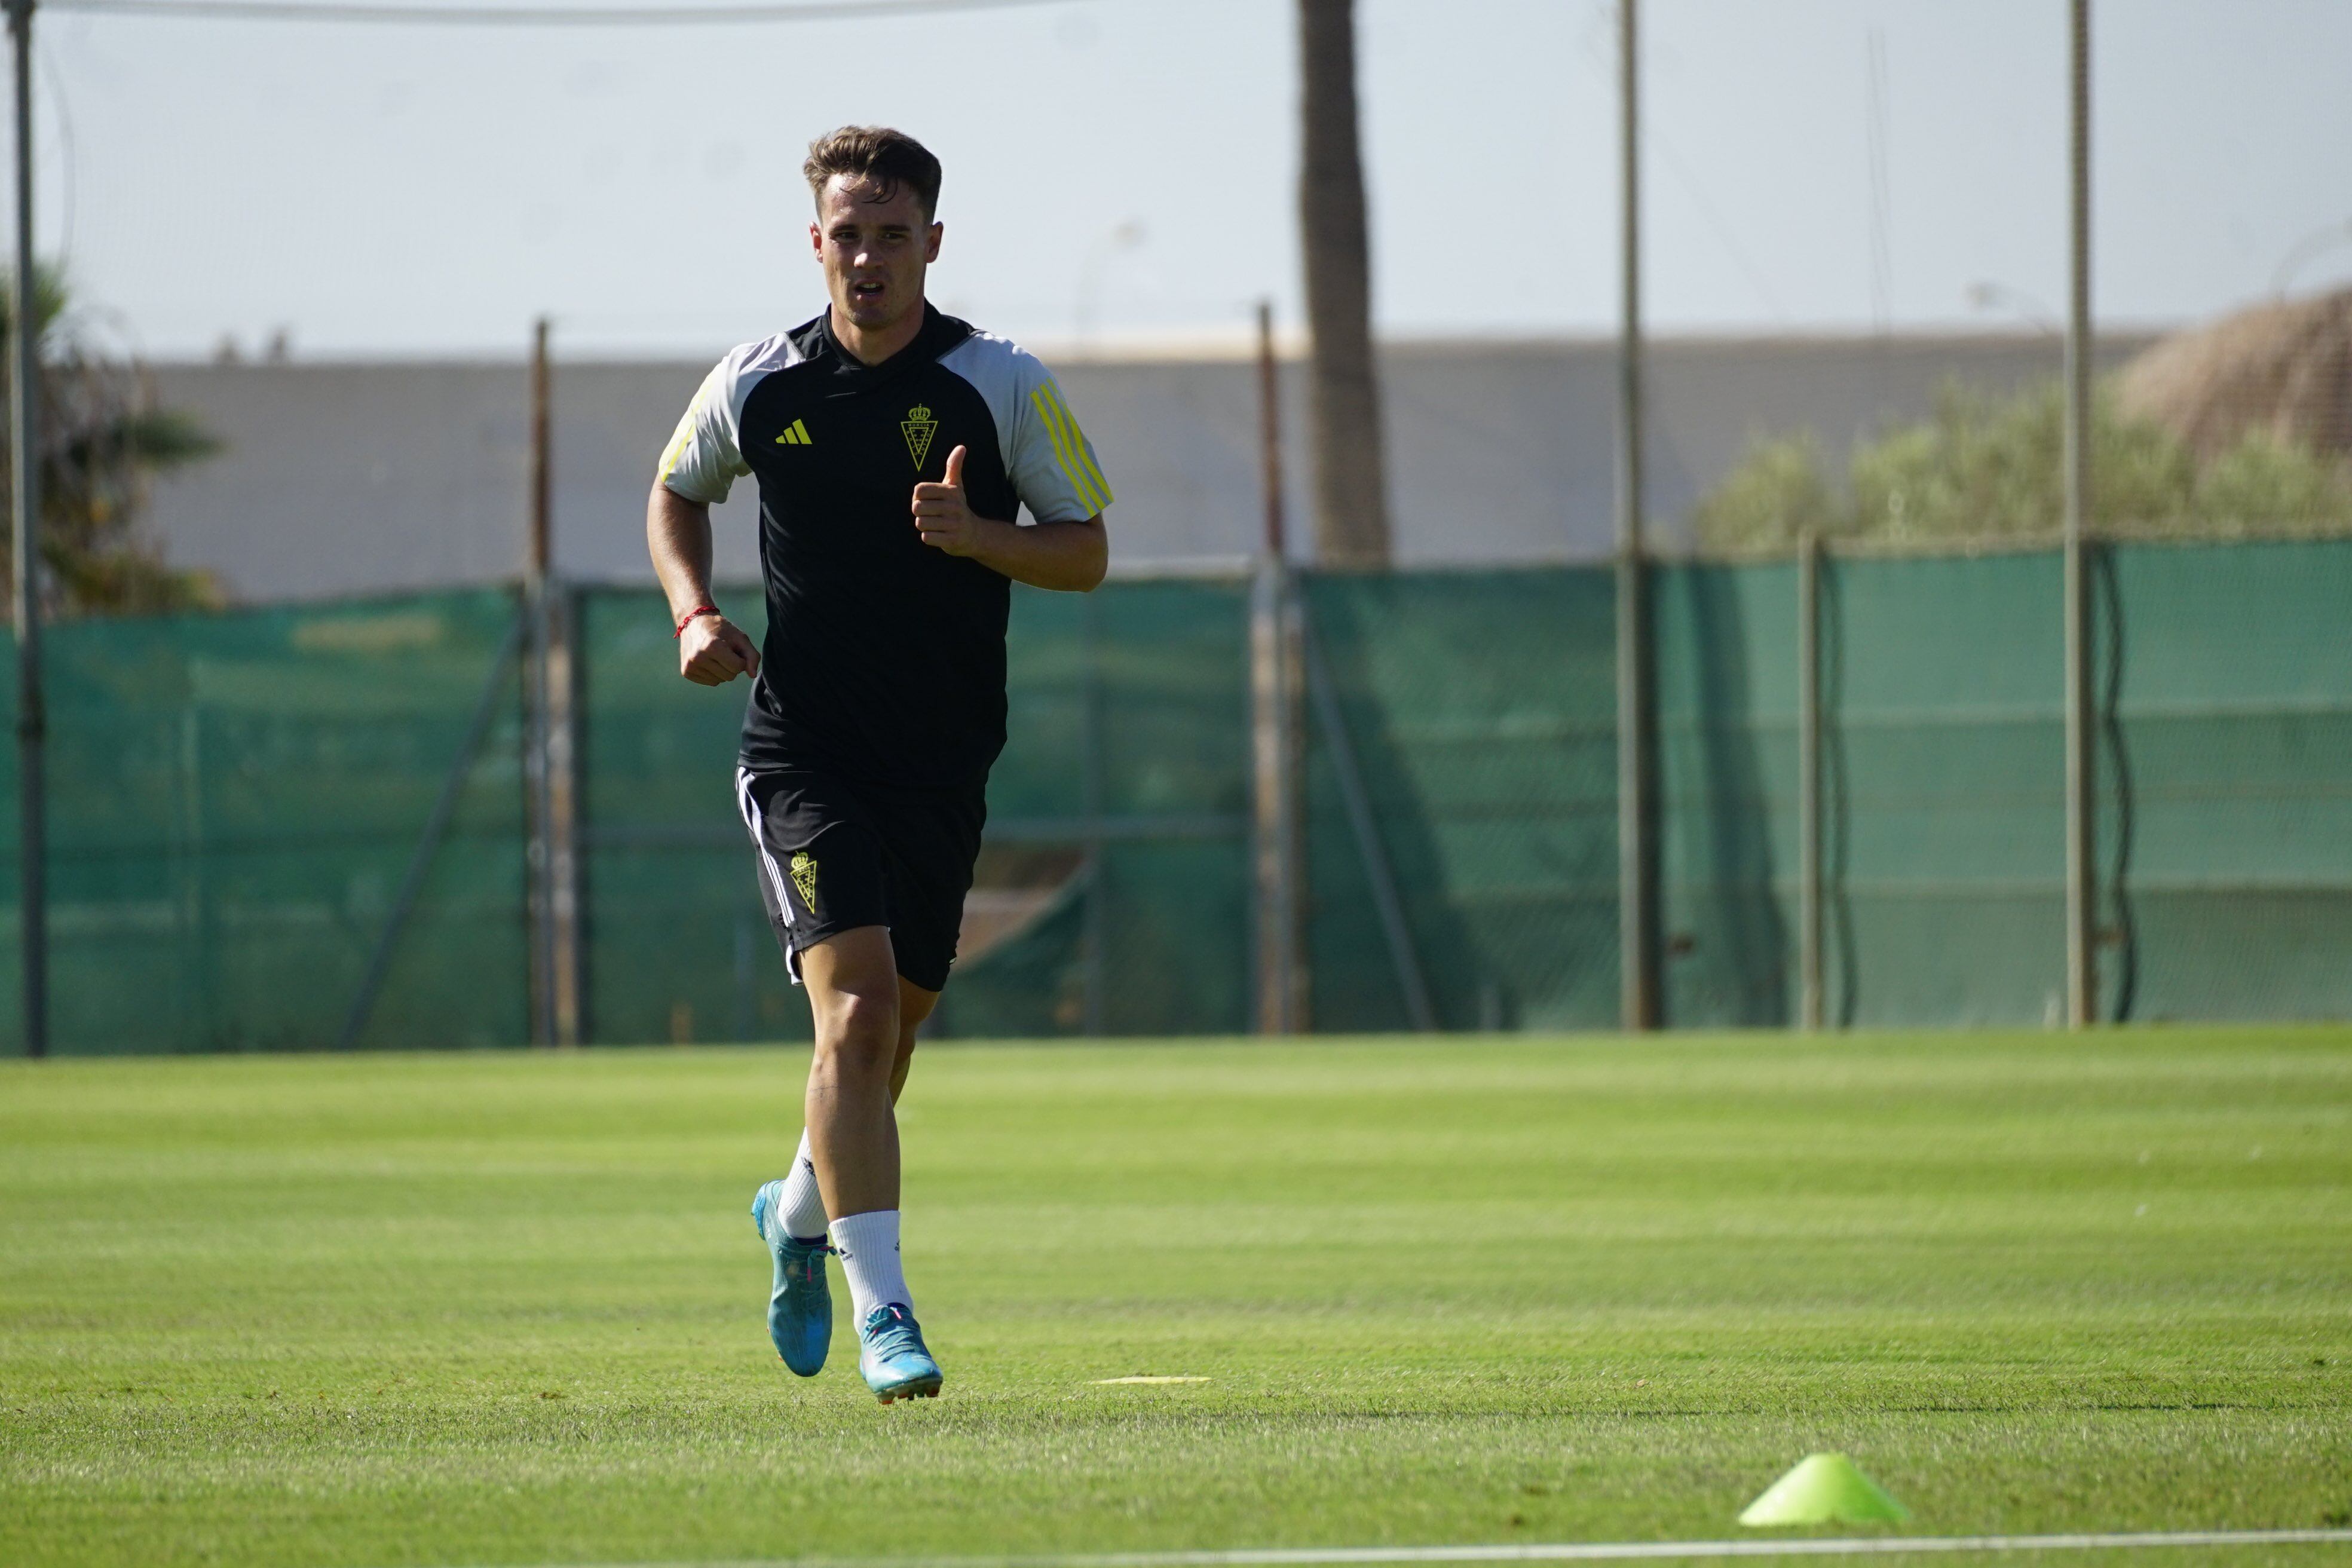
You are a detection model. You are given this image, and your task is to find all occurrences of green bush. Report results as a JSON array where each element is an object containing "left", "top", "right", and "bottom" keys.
[{"left": 1692, "top": 379, "right": 2352, "bottom": 552}]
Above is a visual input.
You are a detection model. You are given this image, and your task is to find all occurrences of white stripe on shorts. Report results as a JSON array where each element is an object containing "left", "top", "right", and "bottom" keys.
[{"left": 734, "top": 765, "right": 804, "bottom": 984}]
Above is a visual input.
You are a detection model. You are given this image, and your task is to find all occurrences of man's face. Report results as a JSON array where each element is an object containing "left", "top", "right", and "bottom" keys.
[{"left": 810, "top": 174, "right": 941, "bottom": 334}]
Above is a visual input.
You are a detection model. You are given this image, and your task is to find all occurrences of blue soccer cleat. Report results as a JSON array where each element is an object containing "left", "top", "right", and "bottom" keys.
[
  {"left": 856, "top": 1303, "right": 943, "bottom": 1403},
  {"left": 750, "top": 1180, "right": 833, "bottom": 1377}
]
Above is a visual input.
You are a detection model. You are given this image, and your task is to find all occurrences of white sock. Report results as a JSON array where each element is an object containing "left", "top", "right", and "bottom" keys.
[
  {"left": 829, "top": 1209, "right": 911, "bottom": 1323},
  {"left": 778, "top": 1131, "right": 829, "bottom": 1243}
]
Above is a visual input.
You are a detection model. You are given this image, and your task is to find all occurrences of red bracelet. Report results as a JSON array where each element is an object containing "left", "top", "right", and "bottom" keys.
[{"left": 673, "top": 604, "right": 721, "bottom": 637}]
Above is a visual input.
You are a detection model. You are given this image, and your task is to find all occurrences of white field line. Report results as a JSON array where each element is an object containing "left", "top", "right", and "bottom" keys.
[{"left": 516, "top": 1529, "right": 2352, "bottom": 1568}]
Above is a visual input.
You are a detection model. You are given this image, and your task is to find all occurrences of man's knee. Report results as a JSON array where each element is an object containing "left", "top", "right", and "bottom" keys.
[
  {"left": 814, "top": 984, "right": 898, "bottom": 1070},
  {"left": 804, "top": 929, "right": 902, "bottom": 1079}
]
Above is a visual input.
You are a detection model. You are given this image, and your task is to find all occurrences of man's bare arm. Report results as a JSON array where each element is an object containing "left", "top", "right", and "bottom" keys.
[
  {"left": 910, "top": 445, "right": 1108, "bottom": 592},
  {"left": 647, "top": 482, "right": 762, "bottom": 685},
  {"left": 951, "top": 514, "right": 1108, "bottom": 592}
]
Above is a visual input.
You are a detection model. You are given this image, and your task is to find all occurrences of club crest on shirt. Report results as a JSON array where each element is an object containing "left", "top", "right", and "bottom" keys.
[
  {"left": 901, "top": 403, "right": 938, "bottom": 470},
  {"left": 789, "top": 850, "right": 819, "bottom": 909}
]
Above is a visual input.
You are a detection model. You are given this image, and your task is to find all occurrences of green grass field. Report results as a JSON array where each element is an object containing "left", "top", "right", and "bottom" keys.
[{"left": 4, "top": 1030, "right": 2350, "bottom": 1568}]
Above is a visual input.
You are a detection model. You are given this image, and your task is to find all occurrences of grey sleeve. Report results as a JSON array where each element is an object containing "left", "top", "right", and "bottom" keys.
[
  {"left": 940, "top": 335, "right": 1114, "bottom": 524},
  {"left": 654, "top": 354, "right": 749, "bottom": 505},
  {"left": 654, "top": 333, "right": 798, "bottom": 504}
]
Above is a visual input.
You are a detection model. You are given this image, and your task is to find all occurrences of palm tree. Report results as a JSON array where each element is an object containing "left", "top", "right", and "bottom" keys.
[
  {"left": 1, "top": 265, "right": 220, "bottom": 615},
  {"left": 1297, "top": 0, "right": 1392, "bottom": 567}
]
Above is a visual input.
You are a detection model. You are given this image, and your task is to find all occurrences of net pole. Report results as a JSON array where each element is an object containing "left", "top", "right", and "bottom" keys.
[
  {"left": 529, "top": 318, "right": 552, "bottom": 580},
  {"left": 1797, "top": 531, "right": 1823, "bottom": 1032},
  {"left": 1614, "top": 0, "right": 1658, "bottom": 1031},
  {"left": 2062, "top": 0, "right": 2096, "bottom": 1028},
  {"left": 1250, "top": 299, "right": 1303, "bottom": 1034},
  {"left": 525, "top": 317, "right": 555, "bottom": 1045},
  {"left": 547, "top": 580, "right": 580, "bottom": 1046},
  {"left": 6, "top": 0, "right": 42, "bottom": 1059},
  {"left": 522, "top": 317, "right": 582, "bottom": 1045},
  {"left": 531, "top": 320, "right": 583, "bottom": 1045}
]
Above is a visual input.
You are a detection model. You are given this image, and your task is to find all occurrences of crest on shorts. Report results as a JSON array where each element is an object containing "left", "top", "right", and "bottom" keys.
[
  {"left": 788, "top": 850, "right": 819, "bottom": 909},
  {"left": 901, "top": 403, "right": 938, "bottom": 470}
]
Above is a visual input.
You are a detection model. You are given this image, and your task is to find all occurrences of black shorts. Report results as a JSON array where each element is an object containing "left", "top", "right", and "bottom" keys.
[{"left": 733, "top": 765, "right": 986, "bottom": 994}]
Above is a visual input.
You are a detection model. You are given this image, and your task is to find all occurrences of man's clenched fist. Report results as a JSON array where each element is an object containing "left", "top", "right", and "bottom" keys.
[
  {"left": 678, "top": 612, "right": 761, "bottom": 685},
  {"left": 912, "top": 445, "right": 988, "bottom": 557}
]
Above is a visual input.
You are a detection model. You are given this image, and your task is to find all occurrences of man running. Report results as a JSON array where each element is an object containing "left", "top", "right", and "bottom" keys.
[{"left": 645, "top": 125, "right": 1112, "bottom": 1402}]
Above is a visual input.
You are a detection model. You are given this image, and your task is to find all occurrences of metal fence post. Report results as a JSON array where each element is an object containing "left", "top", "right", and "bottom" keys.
[
  {"left": 1615, "top": 0, "right": 1660, "bottom": 1031},
  {"left": 1250, "top": 301, "right": 1305, "bottom": 1034},
  {"left": 525, "top": 319, "right": 554, "bottom": 1045},
  {"left": 1797, "top": 532, "right": 1824, "bottom": 1032},
  {"left": 2063, "top": 0, "right": 2097, "bottom": 1028},
  {"left": 523, "top": 318, "right": 582, "bottom": 1046},
  {"left": 7, "top": 0, "right": 42, "bottom": 1059},
  {"left": 545, "top": 583, "right": 581, "bottom": 1046}
]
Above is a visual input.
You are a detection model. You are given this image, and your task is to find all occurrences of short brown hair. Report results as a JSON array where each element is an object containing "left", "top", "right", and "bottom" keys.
[{"left": 803, "top": 125, "right": 943, "bottom": 218}]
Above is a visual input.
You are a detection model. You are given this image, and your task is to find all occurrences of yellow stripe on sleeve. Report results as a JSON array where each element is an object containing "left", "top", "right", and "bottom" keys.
[
  {"left": 1028, "top": 386, "right": 1094, "bottom": 512},
  {"left": 1043, "top": 381, "right": 1115, "bottom": 509},
  {"left": 1043, "top": 384, "right": 1112, "bottom": 512},
  {"left": 1030, "top": 384, "right": 1110, "bottom": 514}
]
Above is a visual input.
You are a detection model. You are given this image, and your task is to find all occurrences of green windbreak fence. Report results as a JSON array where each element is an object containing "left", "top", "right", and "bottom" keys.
[
  {"left": 2108, "top": 542, "right": 2352, "bottom": 1023},
  {"left": 1642, "top": 543, "right": 2352, "bottom": 1028},
  {"left": 0, "top": 540, "right": 2346, "bottom": 1053},
  {"left": 575, "top": 588, "right": 791, "bottom": 1049},
  {"left": 1300, "top": 570, "right": 1619, "bottom": 1033},
  {"left": 1815, "top": 552, "right": 2070, "bottom": 1027},
  {"left": 0, "top": 589, "right": 528, "bottom": 1055},
  {"left": 1646, "top": 552, "right": 2076, "bottom": 1029}
]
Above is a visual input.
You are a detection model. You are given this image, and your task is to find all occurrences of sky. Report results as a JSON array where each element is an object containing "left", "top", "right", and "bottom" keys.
[{"left": 16, "top": 0, "right": 2352, "bottom": 359}]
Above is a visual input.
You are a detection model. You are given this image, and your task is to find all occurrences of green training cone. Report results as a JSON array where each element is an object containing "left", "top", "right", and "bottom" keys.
[{"left": 1737, "top": 1452, "right": 1910, "bottom": 1527}]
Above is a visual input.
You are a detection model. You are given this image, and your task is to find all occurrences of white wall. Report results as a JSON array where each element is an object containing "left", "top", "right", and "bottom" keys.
[{"left": 145, "top": 332, "right": 2155, "bottom": 602}]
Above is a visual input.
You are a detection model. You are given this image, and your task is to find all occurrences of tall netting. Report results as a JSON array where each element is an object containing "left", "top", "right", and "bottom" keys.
[
  {"left": 0, "top": 589, "right": 527, "bottom": 1056},
  {"left": 1818, "top": 550, "right": 2068, "bottom": 1026},
  {"left": 572, "top": 587, "right": 795, "bottom": 1048},
  {"left": 2107, "top": 538, "right": 2352, "bottom": 1022},
  {"left": 1652, "top": 561, "right": 1800, "bottom": 1027},
  {"left": 1300, "top": 569, "right": 1619, "bottom": 1033},
  {"left": 4, "top": 546, "right": 2350, "bottom": 1055},
  {"left": 1645, "top": 541, "right": 2352, "bottom": 1028},
  {"left": 1297, "top": 543, "right": 2352, "bottom": 1034}
]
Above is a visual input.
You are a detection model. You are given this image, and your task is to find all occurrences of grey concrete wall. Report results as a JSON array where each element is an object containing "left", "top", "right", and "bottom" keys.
[{"left": 145, "top": 330, "right": 2158, "bottom": 601}]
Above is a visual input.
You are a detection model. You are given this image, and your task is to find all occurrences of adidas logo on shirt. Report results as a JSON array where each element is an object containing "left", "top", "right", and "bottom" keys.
[{"left": 776, "top": 418, "right": 813, "bottom": 446}]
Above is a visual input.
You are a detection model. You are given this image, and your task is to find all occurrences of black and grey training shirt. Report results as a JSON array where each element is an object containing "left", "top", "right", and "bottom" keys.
[{"left": 657, "top": 305, "right": 1113, "bottom": 794}]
